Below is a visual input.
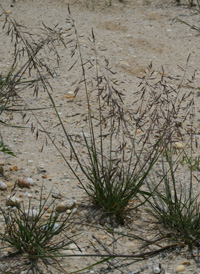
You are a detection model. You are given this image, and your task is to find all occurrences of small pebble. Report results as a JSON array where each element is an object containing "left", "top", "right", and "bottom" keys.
[
  {"left": 176, "top": 265, "right": 185, "bottom": 272},
  {"left": 42, "top": 223, "right": 60, "bottom": 232},
  {"left": 174, "top": 142, "right": 184, "bottom": 149},
  {"left": 71, "top": 207, "right": 77, "bottom": 214},
  {"left": 0, "top": 181, "right": 7, "bottom": 190},
  {"left": 69, "top": 243, "right": 77, "bottom": 250},
  {"left": 120, "top": 60, "right": 130, "bottom": 69},
  {"left": 17, "top": 178, "right": 30, "bottom": 188},
  {"left": 44, "top": 213, "right": 51, "bottom": 219},
  {"left": 56, "top": 200, "right": 76, "bottom": 213},
  {"left": 24, "top": 209, "right": 39, "bottom": 220},
  {"left": 65, "top": 199, "right": 76, "bottom": 209},
  {"left": 106, "top": 240, "right": 112, "bottom": 246},
  {"left": 56, "top": 202, "right": 67, "bottom": 213},
  {"left": 3, "top": 10, "right": 12, "bottom": 15},
  {"left": 24, "top": 192, "right": 32, "bottom": 199},
  {"left": 26, "top": 178, "right": 35, "bottom": 186},
  {"left": 182, "top": 261, "right": 191, "bottom": 266},
  {"left": 153, "top": 266, "right": 161, "bottom": 274}
]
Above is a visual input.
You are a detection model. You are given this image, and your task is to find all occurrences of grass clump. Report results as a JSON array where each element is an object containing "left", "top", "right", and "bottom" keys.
[
  {"left": 148, "top": 150, "right": 200, "bottom": 251},
  {"left": 43, "top": 11, "right": 166, "bottom": 223},
  {"left": 44, "top": 10, "right": 195, "bottom": 224},
  {"left": 0, "top": 191, "right": 76, "bottom": 273},
  {"left": 74, "top": 132, "right": 162, "bottom": 221}
]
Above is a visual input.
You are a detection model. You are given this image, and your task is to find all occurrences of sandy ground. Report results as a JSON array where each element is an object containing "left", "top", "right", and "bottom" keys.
[{"left": 1, "top": 0, "right": 200, "bottom": 273}]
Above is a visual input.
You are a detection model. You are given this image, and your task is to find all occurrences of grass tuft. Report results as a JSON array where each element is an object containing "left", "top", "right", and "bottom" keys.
[
  {"left": 0, "top": 189, "right": 76, "bottom": 273},
  {"left": 148, "top": 149, "right": 200, "bottom": 251}
]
